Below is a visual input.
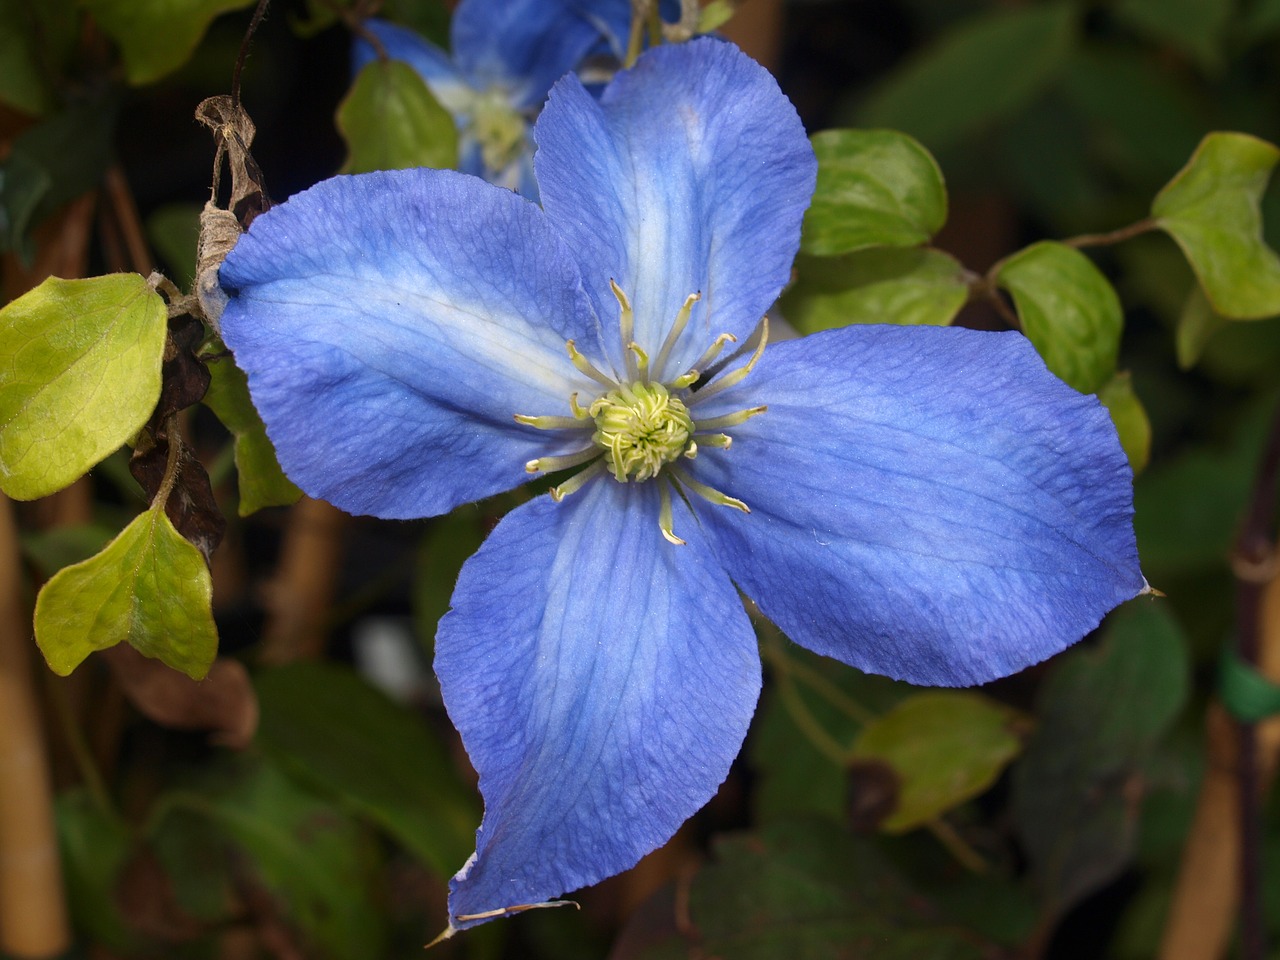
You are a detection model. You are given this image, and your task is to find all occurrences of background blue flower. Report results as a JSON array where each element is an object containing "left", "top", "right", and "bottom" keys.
[
  {"left": 351, "top": 0, "right": 660, "bottom": 197},
  {"left": 220, "top": 38, "right": 1145, "bottom": 935}
]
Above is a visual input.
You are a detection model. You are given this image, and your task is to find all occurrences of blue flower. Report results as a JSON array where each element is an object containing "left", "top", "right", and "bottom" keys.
[
  {"left": 219, "top": 39, "right": 1146, "bottom": 932},
  {"left": 353, "top": 0, "right": 643, "bottom": 196}
]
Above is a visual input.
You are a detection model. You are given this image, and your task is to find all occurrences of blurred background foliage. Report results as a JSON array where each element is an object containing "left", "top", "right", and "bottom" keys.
[{"left": 2, "top": 0, "right": 1280, "bottom": 958}]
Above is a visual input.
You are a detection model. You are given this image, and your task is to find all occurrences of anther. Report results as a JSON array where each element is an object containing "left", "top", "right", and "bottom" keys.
[
  {"left": 671, "top": 467, "right": 750, "bottom": 513},
  {"left": 694, "top": 406, "right": 767, "bottom": 431},
  {"left": 653, "top": 292, "right": 701, "bottom": 380},
  {"left": 693, "top": 317, "right": 768, "bottom": 402},
  {"left": 550, "top": 461, "right": 605, "bottom": 501},
  {"left": 611, "top": 280, "right": 638, "bottom": 380},
  {"left": 526, "top": 446, "right": 602, "bottom": 475},
  {"left": 566, "top": 340, "right": 616, "bottom": 388},
  {"left": 514, "top": 413, "right": 592, "bottom": 431},
  {"left": 659, "top": 482, "right": 685, "bottom": 545}
]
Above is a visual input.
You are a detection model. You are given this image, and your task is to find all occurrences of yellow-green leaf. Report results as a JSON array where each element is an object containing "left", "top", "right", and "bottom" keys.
[
  {"left": 1097, "top": 372, "right": 1151, "bottom": 474},
  {"left": 995, "top": 241, "right": 1123, "bottom": 394},
  {"left": 80, "top": 0, "right": 255, "bottom": 85},
  {"left": 202, "top": 357, "right": 301, "bottom": 516},
  {"left": 781, "top": 248, "right": 968, "bottom": 333},
  {"left": 0, "top": 274, "right": 166, "bottom": 499},
  {"left": 34, "top": 508, "right": 217, "bottom": 679},
  {"left": 850, "top": 691, "right": 1026, "bottom": 833},
  {"left": 802, "top": 129, "right": 947, "bottom": 256},
  {"left": 1152, "top": 132, "right": 1280, "bottom": 319},
  {"left": 337, "top": 60, "right": 458, "bottom": 175}
]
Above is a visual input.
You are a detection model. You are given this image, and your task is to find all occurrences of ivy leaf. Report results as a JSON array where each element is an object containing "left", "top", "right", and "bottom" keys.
[
  {"left": 859, "top": 2, "right": 1076, "bottom": 151},
  {"left": 254, "top": 661, "right": 478, "bottom": 880},
  {"left": 202, "top": 356, "right": 301, "bottom": 515},
  {"left": 801, "top": 129, "right": 947, "bottom": 256},
  {"left": 1097, "top": 372, "right": 1152, "bottom": 474},
  {"left": 1012, "top": 601, "right": 1189, "bottom": 919},
  {"left": 0, "top": 274, "right": 166, "bottom": 500},
  {"left": 337, "top": 60, "right": 458, "bottom": 175},
  {"left": 995, "top": 241, "right": 1123, "bottom": 394},
  {"left": 1152, "top": 132, "right": 1280, "bottom": 319},
  {"left": 34, "top": 507, "right": 218, "bottom": 679},
  {"left": 781, "top": 248, "right": 968, "bottom": 334},
  {"left": 849, "top": 691, "right": 1027, "bottom": 833},
  {"left": 79, "top": 0, "right": 256, "bottom": 85}
]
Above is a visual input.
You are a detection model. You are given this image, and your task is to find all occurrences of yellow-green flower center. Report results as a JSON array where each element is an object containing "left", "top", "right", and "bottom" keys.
[
  {"left": 469, "top": 89, "right": 527, "bottom": 173},
  {"left": 590, "top": 382, "right": 694, "bottom": 482}
]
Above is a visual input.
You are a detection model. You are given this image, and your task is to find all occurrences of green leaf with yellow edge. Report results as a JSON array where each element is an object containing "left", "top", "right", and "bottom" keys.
[
  {"left": 0, "top": 274, "right": 166, "bottom": 500},
  {"left": 801, "top": 129, "right": 947, "bottom": 256},
  {"left": 202, "top": 356, "right": 301, "bottom": 516},
  {"left": 80, "top": 0, "right": 255, "bottom": 85},
  {"left": 995, "top": 241, "right": 1122, "bottom": 394},
  {"left": 1152, "top": 132, "right": 1280, "bottom": 319},
  {"left": 849, "top": 691, "right": 1026, "bottom": 833},
  {"left": 34, "top": 507, "right": 217, "bottom": 679},
  {"left": 1097, "top": 372, "right": 1151, "bottom": 475},
  {"left": 781, "top": 248, "right": 968, "bottom": 334},
  {"left": 337, "top": 60, "right": 458, "bottom": 175},
  {"left": 859, "top": 2, "right": 1076, "bottom": 151}
]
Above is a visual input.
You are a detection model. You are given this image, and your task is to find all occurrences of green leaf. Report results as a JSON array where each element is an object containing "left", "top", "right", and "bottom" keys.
[
  {"left": 859, "top": 2, "right": 1076, "bottom": 150},
  {"left": 337, "top": 60, "right": 458, "bottom": 175},
  {"left": 202, "top": 356, "right": 302, "bottom": 515},
  {"left": 1012, "top": 601, "right": 1189, "bottom": 917},
  {"left": 801, "top": 129, "right": 947, "bottom": 256},
  {"left": 1152, "top": 131, "right": 1280, "bottom": 319},
  {"left": 680, "top": 820, "right": 987, "bottom": 960},
  {"left": 57, "top": 790, "right": 135, "bottom": 952},
  {"left": 1113, "top": 0, "right": 1232, "bottom": 71},
  {"left": 1174, "top": 284, "right": 1227, "bottom": 369},
  {"left": 1097, "top": 372, "right": 1152, "bottom": 474},
  {"left": 994, "top": 241, "right": 1123, "bottom": 394},
  {"left": 156, "top": 758, "right": 386, "bottom": 960},
  {"left": 0, "top": 98, "right": 117, "bottom": 257},
  {"left": 254, "top": 660, "right": 478, "bottom": 879},
  {"left": 0, "top": 274, "right": 166, "bottom": 499},
  {"left": 850, "top": 691, "right": 1026, "bottom": 833},
  {"left": 20, "top": 523, "right": 117, "bottom": 577},
  {"left": 34, "top": 507, "right": 218, "bottom": 678},
  {"left": 781, "top": 248, "right": 968, "bottom": 334},
  {"left": 0, "top": 0, "right": 76, "bottom": 115},
  {"left": 80, "top": 0, "right": 256, "bottom": 85}
]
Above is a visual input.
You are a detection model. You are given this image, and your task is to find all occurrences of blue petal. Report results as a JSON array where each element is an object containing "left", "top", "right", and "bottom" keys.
[
  {"left": 219, "top": 168, "right": 604, "bottom": 520},
  {"left": 535, "top": 39, "right": 816, "bottom": 379},
  {"left": 451, "top": 0, "right": 629, "bottom": 109},
  {"left": 435, "top": 479, "right": 759, "bottom": 927},
  {"left": 689, "top": 325, "right": 1147, "bottom": 687},
  {"left": 352, "top": 20, "right": 473, "bottom": 116}
]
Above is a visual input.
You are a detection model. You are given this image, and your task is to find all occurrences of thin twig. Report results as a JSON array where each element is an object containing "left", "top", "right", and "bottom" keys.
[
  {"left": 231, "top": 0, "right": 271, "bottom": 109},
  {"left": 103, "top": 165, "right": 152, "bottom": 275},
  {"left": 1062, "top": 218, "right": 1157, "bottom": 249}
]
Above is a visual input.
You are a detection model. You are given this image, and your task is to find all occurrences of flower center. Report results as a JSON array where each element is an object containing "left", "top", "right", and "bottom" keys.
[
  {"left": 514, "top": 282, "right": 769, "bottom": 544},
  {"left": 469, "top": 89, "right": 527, "bottom": 173},
  {"left": 591, "top": 382, "right": 694, "bottom": 482}
]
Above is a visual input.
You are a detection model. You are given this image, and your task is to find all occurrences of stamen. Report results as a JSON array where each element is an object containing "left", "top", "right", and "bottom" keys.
[
  {"left": 514, "top": 413, "right": 592, "bottom": 431},
  {"left": 694, "top": 406, "right": 767, "bottom": 431},
  {"left": 670, "top": 369, "right": 700, "bottom": 390},
  {"left": 696, "top": 433, "right": 732, "bottom": 449},
  {"left": 627, "top": 342, "right": 650, "bottom": 381},
  {"left": 550, "top": 461, "right": 605, "bottom": 501},
  {"left": 692, "top": 317, "right": 768, "bottom": 402},
  {"left": 454, "top": 900, "right": 580, "bottom": 923},
  {"left": 684, "top": 332, "right": 737, "bottom": 382},
  {"left": 611, "top": 280, "right": 638, "bottom": 380},
  {"left": 658, "top": 482, "right": 685, "bottom": 545},
  {"left": 683, "top": 441, "right": 698, "bottom": 459},
  {"left": 671, "top": 467, "right": 750, "bottom": 513},
  {"left": 566, "top": 340, "right": 617, "bottom": 388},
  {"left": 568, "top": 392, "right": 591, "bottom": 419},
  {"left": 653, "top": 292, "right": 701, "bottom": 380},
  {"left": 525, "top": 446, "right": 601, "bottom": 475}
]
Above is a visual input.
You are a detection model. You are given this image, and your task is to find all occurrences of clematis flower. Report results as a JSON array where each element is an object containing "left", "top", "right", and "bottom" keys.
[
  {"left": 219, "top": 39, "right": 1146, "bottom": 932},
  {"left": 352, "top": 0, "right": 646, "bottom": 196}
]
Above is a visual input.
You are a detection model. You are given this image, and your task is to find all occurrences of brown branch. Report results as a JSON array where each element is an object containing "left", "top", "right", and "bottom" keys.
[
  {"left": 232, "top": 0, "right": 271, "bottom": 110},
  {"left": 0, "top": 495, "right": 70, "bottom": 958},
  {"left": 103, "top": 165, "right": 152, "bottom": 276},
  {"left": 258, "top": 497, "right": 346, "bottom": 664}
]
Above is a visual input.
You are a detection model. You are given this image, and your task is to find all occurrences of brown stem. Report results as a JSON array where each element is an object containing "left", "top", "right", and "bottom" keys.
[
  {"left": 258, "top": 497, "right": 346, "bottom": 664},
  {"left": 103, "top": 166, "right": 151, "bottom": 276},
  {"left": 231, "top": 0, "right": 271, "bottom": 109},
  {"left": 718, "top": 0, "right": 784, "bottom": 70},
  {"left": 1061, "top": 218, "right": 1157, "bottom": 250},
  {"left": 0, "top": 495, "right": 71, "bottom": 958}
]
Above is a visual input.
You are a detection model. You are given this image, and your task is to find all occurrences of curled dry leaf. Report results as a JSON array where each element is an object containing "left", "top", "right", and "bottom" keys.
[{"left": 102, "top": 644, "right": 258, "bottom": 748}]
